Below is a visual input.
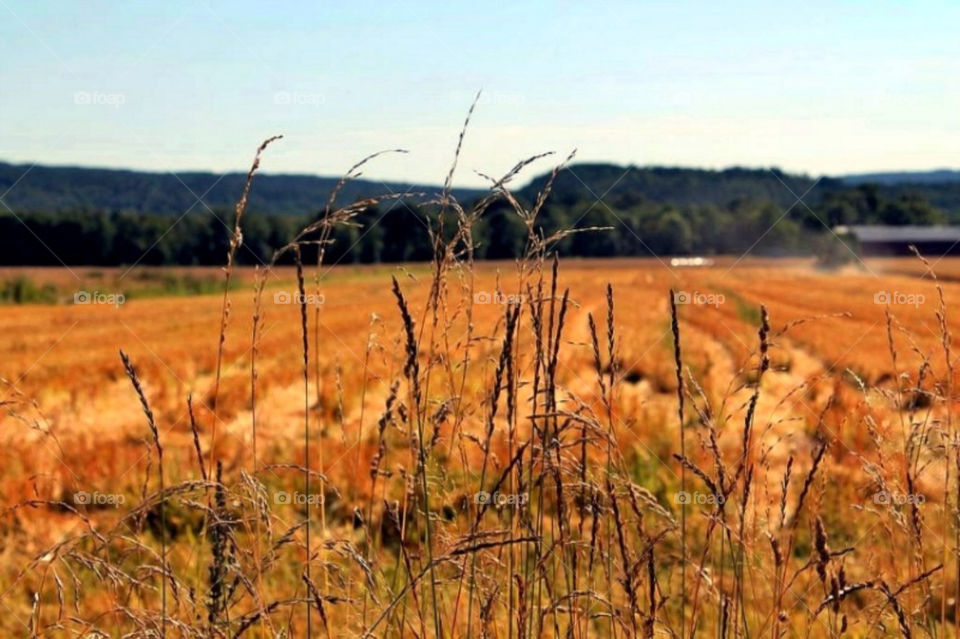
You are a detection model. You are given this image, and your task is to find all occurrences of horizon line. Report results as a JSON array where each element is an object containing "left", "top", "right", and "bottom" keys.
[{"left": 4, "top": 158, "right": 960, "bottom": 187}]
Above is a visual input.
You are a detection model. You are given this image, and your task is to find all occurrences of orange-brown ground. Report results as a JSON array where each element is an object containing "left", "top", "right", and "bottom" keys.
[{"left": 2, "top": 257, "right": 958, "bottom": 636}]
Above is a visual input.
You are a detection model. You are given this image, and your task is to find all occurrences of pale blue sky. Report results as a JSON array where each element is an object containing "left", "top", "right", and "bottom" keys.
[{"left": 2, "top": 0, "right": 958, "bottom": 186}]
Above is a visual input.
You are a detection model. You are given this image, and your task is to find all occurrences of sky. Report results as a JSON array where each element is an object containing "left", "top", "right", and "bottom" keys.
[{"left": 1, "top": 0, "right": 959, "bottom": 186}]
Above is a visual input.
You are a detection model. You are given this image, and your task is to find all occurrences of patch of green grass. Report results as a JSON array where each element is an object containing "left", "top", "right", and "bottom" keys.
[
  {"left": 627, "top": 448, "right": 670, "bottom": 501},
  {"left": 715, "top": 286, "right": 762, "bottom": 326},
  {"left": 0, "top": 276, "right": 59, "bottom": 304},
  {"left": 1, "top": 271, "right": 242, "bottom": 305},
  {"left": 123, "top": 272, "right": 237, "bottom": 299}
]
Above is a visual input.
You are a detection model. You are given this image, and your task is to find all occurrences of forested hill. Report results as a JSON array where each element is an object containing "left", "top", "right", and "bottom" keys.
[
  {"left": 0, "top": 162, "right": 485, "bottom": 215},
  {"left": 837, "top": 170, "right": 960, "bottom": 215},
  {"left": 1, "top": 159, "right": 959, "bottom": 266},
  {"left": 518, "top": 163, "right": 960, "bottom": 221},
  {"left": 4, "top": 159, "right": 960, "bottom": 218},
  {"left": 842, "top": 170, "right": 960, "bottom": 186},
  {"left": 519, "top": 164, "right": 831, "bottom": 209}
]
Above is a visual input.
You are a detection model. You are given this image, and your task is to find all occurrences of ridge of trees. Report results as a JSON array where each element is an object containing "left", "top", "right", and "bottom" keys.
[{"left": 0, "top": 162, "right": 955, "bottom": 265}]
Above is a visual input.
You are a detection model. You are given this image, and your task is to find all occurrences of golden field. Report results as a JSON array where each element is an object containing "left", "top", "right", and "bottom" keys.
[{"left": 2, "top": 256, "right": 960, "bottom": 637}]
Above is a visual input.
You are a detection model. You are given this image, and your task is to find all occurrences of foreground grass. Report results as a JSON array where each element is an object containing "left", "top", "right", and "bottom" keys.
[{"left": 2, "top": 133, "right": 959, "bottom": 638}]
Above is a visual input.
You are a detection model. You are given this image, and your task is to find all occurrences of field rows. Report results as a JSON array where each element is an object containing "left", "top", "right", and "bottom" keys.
[{"left": 2, "top": 257, "right": 959, "bottom": 636}]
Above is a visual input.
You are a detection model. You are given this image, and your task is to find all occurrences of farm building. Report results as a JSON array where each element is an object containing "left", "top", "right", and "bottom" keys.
[{"left": 835, "top": 225, "right": 960, "bottom": 257}]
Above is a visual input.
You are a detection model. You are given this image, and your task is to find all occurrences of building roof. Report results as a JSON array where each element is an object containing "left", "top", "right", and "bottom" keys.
[{"left": 834, "top": 225, "right": 960, "bottom": 243}]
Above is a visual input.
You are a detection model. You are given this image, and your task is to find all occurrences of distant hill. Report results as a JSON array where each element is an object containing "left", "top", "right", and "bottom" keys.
[
  {"left": 835, "top": 171, "right": 960, "bottom": 217},
  {"left": 1, "top": 158, "right": 959, "bottom": 267},
  {"left": 7, "top": 159, "right": 960, "bottom": 218},
  {"left": 841, "top": 170, "right": 960, "bottom": 185},
  {"left": 0, "top": 162, "right": 485, "bottom": 216},
  {"left": 519, "top": 164, "right": 833, "bottom": 209}
]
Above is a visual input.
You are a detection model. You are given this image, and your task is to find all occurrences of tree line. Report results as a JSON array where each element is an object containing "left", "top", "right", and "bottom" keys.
[
  {"left": 0, "top": 162, "right": 953, "bottom": 266},
  {"left": 0, "top": 182, "right": 946, "bottom": 266}
]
